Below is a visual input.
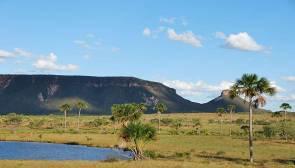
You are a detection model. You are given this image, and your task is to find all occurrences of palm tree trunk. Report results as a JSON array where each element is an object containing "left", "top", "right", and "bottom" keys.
[
  {"left": 78, "top": 108, "right": 81, "bottom": 131},
  {"left": 158, "top": 112, "right": 161, "bottom": 132},
  {"left": 249, "top": 101, "right": 254, "bottom": 163},
  {"left": 284, "top": 110, "right": 287, "bottom": 141},
  {"left": 64, "top": 110, "right": 67, "bottom": 129},
  {"left": 230, "top": 110, "right": 232, "bottom": 136}
]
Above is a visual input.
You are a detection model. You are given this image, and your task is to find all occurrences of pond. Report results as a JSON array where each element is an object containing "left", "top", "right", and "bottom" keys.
[{"left": 0, "top": 141, "right": 133, "bottom": 160}]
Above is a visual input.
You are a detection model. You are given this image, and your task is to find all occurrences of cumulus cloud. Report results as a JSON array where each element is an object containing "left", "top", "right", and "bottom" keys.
[
  {"left": 160, "top": 17, "right": 176, "bottom": 24},
  {"left": 33, "top": 53, "right": 78, "bottom": 72},
  {"left": 0, "top": 48, "right": 32, "bottom": 58},
  {"left": 167, "top": 28, "right": 202, "bottom": 47},
  {"left": 282, "top": 76, "right": 295, "bottom": 82},
  {"left": 14, "top": 48, "right": 32, "bottom": 57},
  {"left": 0, "top": 49, "right": 14, "bottom": 58},
  {"left": 163, "top": 80, "right": 233, "bottom": 97},
  {"left": 143, "top": 28, "right": 152, "bottom": 37},
  {"left": 216, "top": 32, "right": 265, "bottom": 52}
]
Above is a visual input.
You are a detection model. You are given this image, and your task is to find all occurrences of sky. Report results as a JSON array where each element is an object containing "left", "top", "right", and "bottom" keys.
[{"left": 0, "top": 0, "right": 295, "bottom": 111}]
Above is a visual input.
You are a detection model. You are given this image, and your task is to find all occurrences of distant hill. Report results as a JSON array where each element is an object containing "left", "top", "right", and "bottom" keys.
[
  {"left": 201, "top": 90, "right": 266, "bottom": 112},
  {"left": 0, "top": 75, "right": 265, "bottom": 115}
]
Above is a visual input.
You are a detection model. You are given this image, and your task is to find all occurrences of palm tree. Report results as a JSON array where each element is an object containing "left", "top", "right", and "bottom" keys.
[
  {"left": 229, "top": 74, "right": 276, "bottom": 163},
  {"left": 216, "top": 107, "right": 225, "bottom": 135},
  {"left": 154, "top": 102, "right": 167, "bottom": 132},
  {"left": 60, "top": 103, "right": 71, "bottom": 129},
  {"left": 111, "top": 103, "right": 146, "bottom": 127},
  {"left": 120, "top": 121, "right": 156, "bottom": 160},
  {"left": 280, "top": 103, "right": 292, "bottom": 141},
  {"left": 227, "top": 104, "right": 236, "bottom": 136},
  {"left": 76, "top": 101, "right": 87, "bottom": 131}
]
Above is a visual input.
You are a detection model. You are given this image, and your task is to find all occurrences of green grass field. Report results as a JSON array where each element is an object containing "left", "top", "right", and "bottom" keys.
[{"left": 0, "top": 112, "right": 294, "bottom": 168}]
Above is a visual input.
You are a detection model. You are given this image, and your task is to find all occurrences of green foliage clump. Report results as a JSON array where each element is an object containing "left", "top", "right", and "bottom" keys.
[
  {"left": 262, "top": 125, "right": 276, "bottom": 138},
  {"left": 111, "top": 103, "right": 146, "bottom": 126},
  {"left": 87, "top": 118, "right": 109, "bottom": 127},
  {"left": 4, "top": 113, "right": 23, "bottom": 125},
  {"left": 120, "top": 121, "right": 157, "bottom": 160},
  {"left": 29, "top": 119, "right": 46, "bottom": 129}
]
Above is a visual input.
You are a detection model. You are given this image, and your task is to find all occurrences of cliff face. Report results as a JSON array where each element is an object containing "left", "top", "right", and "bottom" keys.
[
  {"left": 0, "top": 75, "right": 202, "bottom": 114},
  {"left": 0, "top": 75, "right": 265, "bottom": 115}
]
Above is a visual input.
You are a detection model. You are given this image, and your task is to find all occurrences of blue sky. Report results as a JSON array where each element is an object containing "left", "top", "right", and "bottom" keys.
[{"left": 0, "top": 0, "right": 295, "bottom": 111}]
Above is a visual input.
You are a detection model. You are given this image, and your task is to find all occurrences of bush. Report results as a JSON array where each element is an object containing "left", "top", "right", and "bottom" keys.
[
  {"left": 144, "top": 150, "right": 157, "bottom": 159},
  {"left": 29, "top": 119, "right": 45, "bottom": 129},
  {"left": 262, "top": 125, "right": 275, "bottom": 138},
  {"left": 86, "top": 118, "right": 109, "bottom": 127},
  {"left": 160, "top": 118, "right": 174, "bottom": 126},
  {"left": 254, "top": 120, "right": 271, "bottom": 125},
  {"left": 235, "top": 118, "right": 247, "bottom": 124},
  {"left": 4, "top": 113, "right": 23, "bottom": 125}
]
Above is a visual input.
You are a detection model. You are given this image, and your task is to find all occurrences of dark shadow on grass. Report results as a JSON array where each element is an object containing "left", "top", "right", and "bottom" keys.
[
  {"left": 196, "top": 154, "right": 249, "bottom": 164},
  {"left": 196, "top": 154, "right": 270, "bottom": 166},
  {"left": 273, "top": 159, "right": 295, "bottom": 165}
]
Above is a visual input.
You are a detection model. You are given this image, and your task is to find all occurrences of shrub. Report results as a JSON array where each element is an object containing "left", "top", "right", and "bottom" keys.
[
  {"left": 235, "top": 118, "right": 246, "bottom": 124},
  {"left": 144, "top": 150, "right": 157, "bottom": 159},
  {"left": 254, "top": 120, "right": 271, "bottom": 125},
  {"left": 4, "top": 113, "right": 23, "bottom": 125},
  {"left": 160, "top": 118, "right": 174, "bottom": 126},
  {"left": 29, "top": 119, "right": 45, "bottom": 129},
  {"left": 87, "top": 118, "right": 109, "bottom": 127},
  {"left": 262, "top": 125, "right": 275, "bottom": 138}
]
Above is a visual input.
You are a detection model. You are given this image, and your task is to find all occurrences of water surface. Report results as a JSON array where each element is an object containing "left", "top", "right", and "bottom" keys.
[{"left": 0, "top": 141, "right": 132, "bottom": 160}]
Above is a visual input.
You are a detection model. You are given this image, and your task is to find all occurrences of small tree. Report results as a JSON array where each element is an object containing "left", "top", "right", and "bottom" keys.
[
  {"left": 111, "top": 103, "right": 146, "bottom": 127},
  {"left": 227, "top": 105, "right": 236, "bottom": 136},
  {"left": 216, "top": 107, "right": 225, "bottom": 135},
  {"left": 60, "top": 103, "right": 71, "bottom": 129},
  {"left": 76, "top": 101, "right": 88, "bottom": 131},
  {"left": 280, "top": 103, "right": 292, "bottom": 141},
  {"left": 154, "top": 102, "right": 167, "bottom": 132},
  {"left": 120, "top": 122, "right": 156, "bottom": 160}
]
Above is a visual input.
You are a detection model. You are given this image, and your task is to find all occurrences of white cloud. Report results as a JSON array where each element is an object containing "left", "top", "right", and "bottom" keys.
[
  {"left": 215, "top": 32, "right": 226, "bottom": 39},
  {"left": 270, "top": 94, "right": 295, "bottom": 102},
  {"left": 163, "top": 80, "right": 233, "bottom": 97},
  {"left": 216, "top": 32, "right": 265, "bottom": 52},
  {"left": 33, "top": 53, "right": 78, "bottom": 72},
  {"left": 14, "top": 48, "right": 32, "bottom": 57},
  {"left": 282, "top": 76, "right": 295, "bottom": 82},
  {"left": 167, "top": 28, "right": 202, "bottom": 47},
  {"left": 270, "top": 81, "right": 285, "bottom": 92},
  {"left": 0, "top": 49, "right": 14, "bottom": 58},
  {"left": 160, "top": 17, "right": 176, "bottom": 24},
  {"left": 73, "top": 40, "right": 92, "bottom": 49},
  {"left": 143, "top": 28, "right": 152, "bottom": 37}
]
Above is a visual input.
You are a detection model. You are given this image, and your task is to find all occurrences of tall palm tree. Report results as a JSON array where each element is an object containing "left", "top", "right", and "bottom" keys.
[
  {"left": 229, "top": 74, "right": 276, "bottom": 163},
  {"left": 60, "top": 103, "right": 71, "bottom": 129},
  {"left": 280, "top": 103, "right": 292, "bottom": 141},
  {"left": 216, "top": 107, "right": 225, "bottom": 135},
  {"left": 227, "top": 104, "right": 236, "bottom": 136},
  {"left": 154, "top": 102, "right": 167, "bottom": 132},
  {"left": 76, "top": 101, "right": 87, "bottom": 131}
]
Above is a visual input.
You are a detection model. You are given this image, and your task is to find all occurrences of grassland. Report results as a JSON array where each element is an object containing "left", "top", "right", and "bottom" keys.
[{"left": 0, "top": 112, "right": 294, "bottom": 168}]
